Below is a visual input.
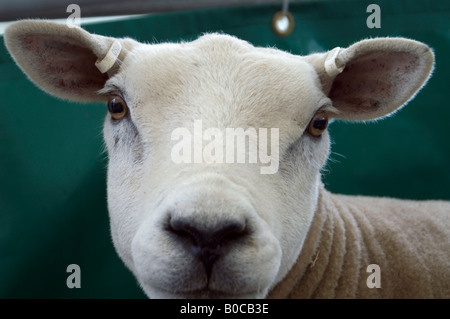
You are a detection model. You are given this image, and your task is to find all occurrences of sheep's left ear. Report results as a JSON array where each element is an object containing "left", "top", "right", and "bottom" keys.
[
  {"left": 4, "top": 20, "right": 138, "bottom": 102},
  {"left": 306, "top": 38, "right": 435, "bottom": 121}
]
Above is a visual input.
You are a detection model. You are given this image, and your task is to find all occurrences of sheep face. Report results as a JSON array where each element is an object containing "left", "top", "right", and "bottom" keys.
[
  {"left": 4, "top": 21, "right": 434, "bottom": 298},
  {"left": 102, "top": 35, "right": 331, "bottom": 298}
]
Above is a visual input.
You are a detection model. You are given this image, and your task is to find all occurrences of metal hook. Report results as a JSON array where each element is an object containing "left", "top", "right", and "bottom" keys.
[{"left": 272, "top": 0, "right": 295, "bottom": 36}]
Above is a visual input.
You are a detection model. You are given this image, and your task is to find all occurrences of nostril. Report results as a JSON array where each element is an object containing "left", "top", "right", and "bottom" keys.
[
  {"left": 168, "top": 216, "right": 248, "bottom": 279},
  {"left": 213, "top": 222, "right": 247, "bottom": 246},
  {"left": 168, "top": 219, "right": 201, "bottom": 245},
  {"left": 168, "top": 217, "right": 248, "bottom": 249}
]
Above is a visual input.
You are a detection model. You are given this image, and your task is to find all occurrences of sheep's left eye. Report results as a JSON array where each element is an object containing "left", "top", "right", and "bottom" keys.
[
  {"left": 308, "top": 115, "right": 328, "bottom": 137},
  {"left": 108, "top": 96, "right": 128, "bottom": 120}
]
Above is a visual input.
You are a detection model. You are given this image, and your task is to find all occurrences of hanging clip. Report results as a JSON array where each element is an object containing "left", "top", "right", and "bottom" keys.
[
  {"left": 272, "top": 0, "right": 295, "bottom": 36},
  {"left": 324, "top": 47, "right": 344, "bottom": 77},
  {"left": 95, "top": 40, "right": 122, "bottom": 73}
]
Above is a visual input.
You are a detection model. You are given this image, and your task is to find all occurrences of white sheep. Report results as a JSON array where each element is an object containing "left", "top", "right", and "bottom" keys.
[{"left": 4, "top": 20, "right": 449, "bottom": 299}]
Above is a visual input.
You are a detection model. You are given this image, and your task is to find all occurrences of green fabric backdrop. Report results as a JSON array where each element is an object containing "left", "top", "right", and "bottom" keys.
[{"left": 1, "top": 0, "right": 449, "bottom": 298}]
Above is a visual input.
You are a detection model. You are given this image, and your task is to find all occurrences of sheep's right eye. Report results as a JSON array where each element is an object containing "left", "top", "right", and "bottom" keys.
[
  {"left": 308, "top": 114, "right": 328, "bottom": 137},
  {"left": 107, "top": 96, "right": 128, "bottom": 120}
]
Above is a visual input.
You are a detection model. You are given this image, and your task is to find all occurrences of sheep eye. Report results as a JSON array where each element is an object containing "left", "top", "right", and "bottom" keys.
[
  {"left": 308, "top": 115, "right": 328, "bottom": 137},
  {"left": 107, "top": 96, "right": 128, "bottom": 120}
]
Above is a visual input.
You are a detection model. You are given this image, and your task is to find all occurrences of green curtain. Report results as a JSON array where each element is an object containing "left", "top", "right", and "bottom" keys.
[{"left": 1, "top": 0, "right": 449, "bottom": 298}]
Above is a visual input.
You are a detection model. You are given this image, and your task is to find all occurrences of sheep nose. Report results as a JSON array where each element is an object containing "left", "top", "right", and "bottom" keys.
[{"left": 168, "top": 217, "right": 248, "bottom": 278}]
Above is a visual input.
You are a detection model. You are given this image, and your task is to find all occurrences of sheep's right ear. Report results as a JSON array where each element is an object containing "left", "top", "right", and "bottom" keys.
[
  {"left": 4, "top": 20, "right": 138, "bottom": 102},
  {"left": 306, "top": 37, "right": 434, "bottom": 121}
]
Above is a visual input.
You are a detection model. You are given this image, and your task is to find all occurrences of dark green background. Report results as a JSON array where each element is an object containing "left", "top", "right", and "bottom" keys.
[{"left": 1, "top": 0, "right": 449, "bottom": 298}]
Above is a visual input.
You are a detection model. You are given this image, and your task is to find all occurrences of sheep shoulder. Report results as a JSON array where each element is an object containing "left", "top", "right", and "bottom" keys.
[{"left": 269, "top": 186, "right": 450, "bottom": 298}]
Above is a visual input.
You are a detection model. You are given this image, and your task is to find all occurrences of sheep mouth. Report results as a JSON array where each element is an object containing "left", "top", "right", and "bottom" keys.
[{"left": 155, "top": 286, "right": 264, "bottom": 299}]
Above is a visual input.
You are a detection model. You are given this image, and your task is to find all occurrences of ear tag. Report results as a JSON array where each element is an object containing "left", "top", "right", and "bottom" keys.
[
  {"left": 324, "top": 47, "right": 344, "bottom": 77},
  {"left": 95, "top": 41, "right": 122, "bottom": 73}
]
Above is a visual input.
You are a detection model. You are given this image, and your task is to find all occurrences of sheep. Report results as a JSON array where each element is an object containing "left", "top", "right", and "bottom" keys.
[{"left": 4, "top": 20, "right": 449, "bottom": 299}]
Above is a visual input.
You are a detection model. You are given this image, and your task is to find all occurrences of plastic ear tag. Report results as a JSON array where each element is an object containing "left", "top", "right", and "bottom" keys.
[
  {"left": 324, "top": 47, "right": 344, "bottom": 77},
  {"left": 95, "top": 41, "right": 122, "bottom": 73}
]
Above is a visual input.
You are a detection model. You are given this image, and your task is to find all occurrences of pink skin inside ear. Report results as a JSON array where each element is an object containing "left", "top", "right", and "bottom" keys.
[
  {"left": 20, "top": 34, "right": 108, "bottom": 94},
  {"left": 330, "top": 51, "right": 420, "bottom": 114}
]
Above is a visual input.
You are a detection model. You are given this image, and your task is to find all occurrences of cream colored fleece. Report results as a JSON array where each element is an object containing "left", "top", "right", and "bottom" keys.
[{"left": 268, "top": 185, "right": 450, "bottom": 298}]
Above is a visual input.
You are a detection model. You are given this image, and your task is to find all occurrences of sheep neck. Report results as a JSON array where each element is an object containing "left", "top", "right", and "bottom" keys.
[{"left": 267, "top": 185, "right": 374, "bottom": 298}]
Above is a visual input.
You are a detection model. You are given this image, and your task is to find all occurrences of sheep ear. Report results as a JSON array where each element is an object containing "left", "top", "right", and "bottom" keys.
[
  {"left": 4, "top": 20, "right": 137, "bottom": 102},
  {"left": 306, "top": 38, "right": 435, "bottom": 121}
]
